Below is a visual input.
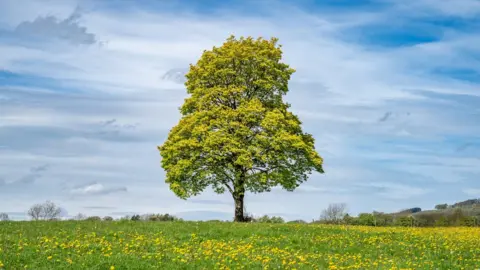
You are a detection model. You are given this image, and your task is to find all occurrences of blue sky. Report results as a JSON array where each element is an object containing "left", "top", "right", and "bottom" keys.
[{"left": 0, "top": 0, "right": 479, "bottom": 221}]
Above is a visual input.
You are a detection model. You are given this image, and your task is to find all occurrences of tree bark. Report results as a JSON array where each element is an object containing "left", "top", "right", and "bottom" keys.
[
  {"left": 234, "top": 194, "right": 245, "bottom": 222},
  {"left": 233, "top": 170, "right": 246, "bottom": 222}
]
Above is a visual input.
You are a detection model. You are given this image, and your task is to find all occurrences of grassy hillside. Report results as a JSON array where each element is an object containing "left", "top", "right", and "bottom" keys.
[{"left": 0, "top": 221, "right": 479, "bottom": 269}]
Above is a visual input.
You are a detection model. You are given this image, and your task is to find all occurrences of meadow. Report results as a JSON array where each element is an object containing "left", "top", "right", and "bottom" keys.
[{"left": 0, "top": 221, "right": 479, "bottom": 269}]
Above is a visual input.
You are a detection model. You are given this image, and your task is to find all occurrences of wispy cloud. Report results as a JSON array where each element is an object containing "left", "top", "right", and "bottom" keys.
[
  {"left": 356, "top": 182, "right": 431, "bottom": 200},
  {"left": 378, "top": 112, "right": 393, "bottom": 122},
  {"left": 456, "top": 142, "right": 475, "bottom": 152},
  {"left": 0, "top": 164, "right": 50, "bottom": 185},
  {"left": 70, "top": 182, "right": 127, "bottom": 196},
  {"left": 13, "top": 8, "right": 97, "bottom": 45}
]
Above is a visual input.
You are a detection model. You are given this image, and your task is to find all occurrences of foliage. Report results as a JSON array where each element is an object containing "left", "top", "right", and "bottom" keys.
[
  {"left": 435, "top": 203, "right": 448, "bottom": 210},
  {"left": 357, "top": 213, "right": 375, "bottom": 226},
  {"left": 254, "top": 215, "right": 285, "bottom": 224},
  {"left": 451, "top": 199, "right": 480, "bottom": 208},
  {"left": 103, "top": 216, "right": 114, "bottom": 221},
  {"left": 143, "top": 213, "right": 182, "bottom": 222},
  {"left": 85, "top": 216, "right": 102, "bottom": 221},
  {"left": 396, "top": 207, "right": 422, "bottom": 215},
  {"left": 1, "top": 221, "right": 480, "bottom": 269},
  {"left": 395, "top": 216, "right": 415, "bottom": 227},
  {"left": 286, "top": 219, "right": 307, "bottom": 224},
  {"left": 27, "top": 201, "right": 61, "bottom": 221},
  {"left": 327, "top": 207, "right": 480, "bottom": 227},
  {"left": 130, "top": 215, "right": 141, "bottom": 221},
  {"left": 158, "top": 36, "right": 324, "bottom": 222},
  {"left": 243, "top": 212, "right": 256, "bottom": 223}
]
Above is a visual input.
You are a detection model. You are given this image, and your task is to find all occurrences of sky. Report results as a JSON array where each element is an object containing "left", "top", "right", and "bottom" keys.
[{"left": 0, "top": 0, "right": 479, "bottom": 221}]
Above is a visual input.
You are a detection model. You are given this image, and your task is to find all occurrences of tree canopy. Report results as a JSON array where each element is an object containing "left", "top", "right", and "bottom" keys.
[{"left": 159, "top": 36, "right": 324, "bottom": 221}]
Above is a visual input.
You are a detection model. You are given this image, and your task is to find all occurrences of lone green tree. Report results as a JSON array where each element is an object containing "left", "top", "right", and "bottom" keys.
[{"left": 159, "top": 36, "right": 324, "bottom": 222}]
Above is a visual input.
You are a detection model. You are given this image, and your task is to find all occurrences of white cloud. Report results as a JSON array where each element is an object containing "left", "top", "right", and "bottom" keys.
[
  {"left": 359, "top": 182, "right": 430, "bottom": 200},
  {"left": 70, "top": 182, "right": 127, "bottom": 196}
]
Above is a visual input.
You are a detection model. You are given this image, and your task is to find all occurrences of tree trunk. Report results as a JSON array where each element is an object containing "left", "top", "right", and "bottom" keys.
[
  {"left": 234, "top": 194, "right": 245, "bottom": 222},
  {"left": 233, "top": 168, "right": 246, "bottom": 222}
]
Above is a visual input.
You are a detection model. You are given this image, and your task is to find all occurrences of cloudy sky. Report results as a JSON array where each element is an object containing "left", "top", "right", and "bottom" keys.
[{"left": 0, "top": 0, "right": 479, "bottom": 221}]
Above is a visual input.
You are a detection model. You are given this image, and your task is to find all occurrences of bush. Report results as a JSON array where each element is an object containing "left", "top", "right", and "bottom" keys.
[
  {"left": 460, "top": 216, "right": 477, "bottom": 227},
  {"left": 255, "top": 215, "right": 285, "bottom": 224},
  {"left": 287, "top": 219, "right": 307, "bottom": 224},
  {"left": 103, "top": 216, "right": 114, "bottom": 221},
  {"left": 434, "top": 216, "right": 449, "bottom": 227},
  {"left": 395, "top": 216, "right": 415, "bottom": 227},
  {"left": 85, "top": 216, "right": 102, "bottom": 221},
  {"left": 243, "top": 212, "right": 256, "bottom": 223},
  {"left": 358, "top": 213, "right": 375, "bottom": 226},
  {"left": 144, "top": 213, "right": 181, "bottom": 222}
]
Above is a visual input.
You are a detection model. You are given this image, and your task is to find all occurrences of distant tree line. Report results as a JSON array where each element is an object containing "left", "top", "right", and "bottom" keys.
[
  {"left": 0, "top": 199, "right": 478, "bottom": 227},
  {"left": 316, "top": 202, "right": 480, "bottom": 227}
]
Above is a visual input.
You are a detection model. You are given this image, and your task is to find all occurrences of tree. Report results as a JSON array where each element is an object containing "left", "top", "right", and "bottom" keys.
[
  {"left": 435, "top": 204, "right": 448, "bottom": 210},
  {"left": 42, "top": 201, "right": 61, "bottom": 220},
  {"left": 144, "top": 213, "right": 181, "bottom": 222},
  {"left": 27, "top": 201, "right": 61, "bottom": 221},
  {"left": 74, "top": 213, "right": 87, "bottom": 220},
  {"left": 320, "top": 203, "right": 347, "bottom": 224},
  {"left": 0, "top": 213, "right": 9, "bottom": 221},
  {"left": 27, "top": 203, "right": 43, "bottom": 221},
  {"left": 372, "top": 211, "right": 394, "bottom": 226},
  {"left": 395, "top": 216, "right": 417, "bottom": 227},
  {"left": 342, "top": 213, "right": 354, "bottom": 225},
  {"left": 255, "top": 215, "right": 285, "bottom": 223},
  {"left": 358, "top": 213, "right": 375, "bottom": 226},
  {"left": 159, "top": 36, "right": 324, "bottom": 222}
]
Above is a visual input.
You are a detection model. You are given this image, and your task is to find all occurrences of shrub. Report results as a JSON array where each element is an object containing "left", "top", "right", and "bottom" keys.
[
  {"left": 242, "top": 211, "right": 256, "bottom": 223},
  {"left": 460, "top": 216, "right": 477, "bottom": 227},
  {"left": 144, "top": 213, "right": 181, "bottom": 222},
  {"left": 395, "top": 216, "right": 415, "bottom": 227},
  {"left": 287, "top": 219, "right": 307, "bottom": 224},
  {"left": 255, "top": 215, "right": 285, "bottom": 224}
]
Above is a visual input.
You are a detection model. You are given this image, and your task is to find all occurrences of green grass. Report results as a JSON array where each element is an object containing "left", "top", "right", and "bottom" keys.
[{"left": 0, "top": 221, "right": 479, "bottom": 269}]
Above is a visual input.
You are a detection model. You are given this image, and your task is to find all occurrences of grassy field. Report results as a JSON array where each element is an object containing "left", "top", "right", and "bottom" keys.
[{"left": 0, "top": 221, "right": 479, "bottom": 269}]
